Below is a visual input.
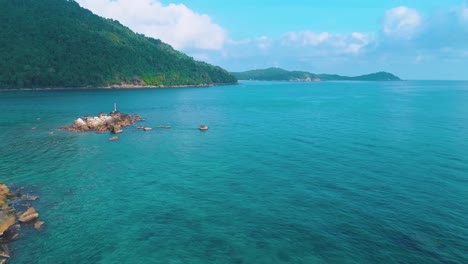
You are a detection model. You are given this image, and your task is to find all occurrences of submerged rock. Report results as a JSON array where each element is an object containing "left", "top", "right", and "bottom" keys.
[
  {"left": 34, "top": 221, "right": 44, "bottom": 230},
  {"left": 10, "top": 233, "right": 19, "bottom": 241},
  {"left": 109, "top": 136, "right": 119, "bottom": 141},
  {"left": 0, "top": 244, "right": 9, "bottom": 258},
  {"left": 25, "top": 195, "right": 39, "bottom": 201}
]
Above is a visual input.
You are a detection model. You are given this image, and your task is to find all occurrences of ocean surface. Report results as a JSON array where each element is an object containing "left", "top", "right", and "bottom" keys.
[{"left": 0, "top": 81, "right": 467, "bottom": 263}]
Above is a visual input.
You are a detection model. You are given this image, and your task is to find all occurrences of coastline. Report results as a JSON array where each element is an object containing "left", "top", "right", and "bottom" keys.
[
  {"left": 237, "top": 79, "right": 404, "bottom": 82},
  {"left": 0, "top": 82, "right": 238, "bottom": 92}
]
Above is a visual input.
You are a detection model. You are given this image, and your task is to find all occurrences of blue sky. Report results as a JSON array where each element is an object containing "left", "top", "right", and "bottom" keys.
[
  {"left": 77, "top": 0, "right": 468, "bottom": 79},
  {"left": 160, "top": 0, "right": 463, "bottom": 38}
]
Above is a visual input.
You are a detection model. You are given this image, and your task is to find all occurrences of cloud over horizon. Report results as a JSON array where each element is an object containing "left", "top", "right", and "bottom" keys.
[
  {"left": 208, "top": 4, "right": 468, "bottom": 78},
  {"left": 76, "top": 0, "right": 227, "bottom": 50},
  {"left": 75, "top": 1, "right": 468, "bottom": 79}
]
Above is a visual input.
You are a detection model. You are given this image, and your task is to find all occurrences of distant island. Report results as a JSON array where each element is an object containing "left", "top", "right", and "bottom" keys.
[
  {"left": 231, "top": 68, "right": 401, "bottom": 82},
  {"left": 0, "top": 0, "right": 237, "bottom": 89}
]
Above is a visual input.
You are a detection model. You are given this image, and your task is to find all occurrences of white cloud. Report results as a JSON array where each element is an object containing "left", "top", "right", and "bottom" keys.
[
  {"left": 290, "top": 32, "right": 328, "bottom": 46},
  {"left": 279, "top": 31, "right": 371, "bottom": 55},
  {"left": 196, "top": 30, "right": 374, "bottom": 74},
  {"left": 459, "top": 5, "right": 468, "bottom": 24},
  {"left": 73, "top": 1, "right": 467, "bottom": 79},
  {"left": 351, "top": 32, "right": 366, "bottom": 42},
  {"left": 281, "top": 32, "right": 330, "bottom": 46},
  {"left": 75, "top": 0, "right": 227, "bottom": 50},
  {"left": 256, "top": 36, "right": 272, "bottom": 49},
  {"left": 382, "top": 6, "right": 422, "bottom": 38}
]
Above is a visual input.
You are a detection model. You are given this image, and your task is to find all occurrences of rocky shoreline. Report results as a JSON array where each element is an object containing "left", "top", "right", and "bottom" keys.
[
  {"left": 0, "top": 82, "right": 238, "bottom": 92},
  {"left": 0, "top": 183, "right": 43, "bottom": 263}
]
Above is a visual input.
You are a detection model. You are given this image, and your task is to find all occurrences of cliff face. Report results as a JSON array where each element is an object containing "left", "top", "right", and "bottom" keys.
[{"left": 0, "top": 0, "right": 237, "bottom": 89}]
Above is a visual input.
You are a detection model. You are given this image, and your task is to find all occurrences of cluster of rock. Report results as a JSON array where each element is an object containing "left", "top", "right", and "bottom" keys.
[
  {"left": 61, "top": 112, "right": 208, "bottom": 142},
  {"left": 0, "top": 183, "right": 43, "bottom": 263},
  {"left": 61, "top": 111, "right": 144, "bottom": 134}
]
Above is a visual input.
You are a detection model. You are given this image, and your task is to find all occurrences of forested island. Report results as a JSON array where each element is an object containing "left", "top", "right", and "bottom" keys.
[
  {"left": 231, "top": 68, "right": 401, "bottom": 81},
  {"left": 0, "top": 0, "right": 237, "bottom": 89}
]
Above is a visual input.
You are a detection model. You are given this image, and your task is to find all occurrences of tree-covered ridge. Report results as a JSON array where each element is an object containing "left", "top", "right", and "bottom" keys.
[
  {"left": 319, "top": 72, "right": 401, "bottom": 81},
  {"left": 230, "top": 68, "right": 319, "bottom": 81},
  {"left": 0, "top": 0, "right": 237, "bottom": 89},
  {"left": 231, "top": 68, "right": 401, "bottom": 81}
]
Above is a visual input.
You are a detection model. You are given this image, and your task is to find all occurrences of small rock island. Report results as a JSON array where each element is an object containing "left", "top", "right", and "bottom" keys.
[{"left": 62, "top": 111, "right": 144, "bottom": 134}]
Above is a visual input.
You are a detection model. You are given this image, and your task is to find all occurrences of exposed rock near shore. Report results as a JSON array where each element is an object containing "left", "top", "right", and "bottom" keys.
[
  {"left": 18, "top": 207, "right": 39, "bottom": 223},
  {"left": 61, "top": 111, "right": 143, "bottom": 133},
  {"left": 0, "top": 183, "right": 43, "bottom": 263},
  {"left": 0, "top": 185, "right": 15, "bottom": 237}
]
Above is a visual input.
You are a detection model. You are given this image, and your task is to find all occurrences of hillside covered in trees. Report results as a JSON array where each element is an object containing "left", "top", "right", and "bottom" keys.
[
  {"left": 231, "top": 68, "right": 401, "bottom": 81},
  {"left": 0, "top": 0, "right": 237, "bottom": 89}
]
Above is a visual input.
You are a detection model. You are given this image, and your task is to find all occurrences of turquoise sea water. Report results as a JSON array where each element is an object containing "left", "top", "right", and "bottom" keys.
[{"left": 1, "top": 81, "right": 467, "bottom": 263}]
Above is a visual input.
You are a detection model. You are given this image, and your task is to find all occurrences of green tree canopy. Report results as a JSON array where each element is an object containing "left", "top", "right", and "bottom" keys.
[{"left": 0, "top": 0, "right": 237, "bottom": 89}]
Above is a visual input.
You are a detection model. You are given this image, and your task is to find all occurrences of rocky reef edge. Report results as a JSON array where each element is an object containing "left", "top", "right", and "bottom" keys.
[{"left": 0, "top": 183, "right": 43, "bottom": 263}]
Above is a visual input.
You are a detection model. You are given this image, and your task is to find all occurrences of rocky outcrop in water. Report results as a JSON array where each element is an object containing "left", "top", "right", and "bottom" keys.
[
  {"left": 18, "top": 207, "right": 39, "bottom": 223},
  {"left": 0, "top": 185, "right": 15, "bottom": 237},
  {"left": 62, "top": 111, "right": 143, "bottom": 134},
  {"left": 0, "top": 183, "right": 43, "bottom": 263}
]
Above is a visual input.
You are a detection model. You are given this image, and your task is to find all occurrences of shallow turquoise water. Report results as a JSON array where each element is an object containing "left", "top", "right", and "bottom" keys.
[{"left": 1, "top": 81, "right": 467, "bottom": 263}]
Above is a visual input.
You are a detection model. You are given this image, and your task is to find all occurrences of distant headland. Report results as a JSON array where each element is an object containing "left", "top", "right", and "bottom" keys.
[{"left": 231, "top": 68, "right": 401, "bottom": 82}]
